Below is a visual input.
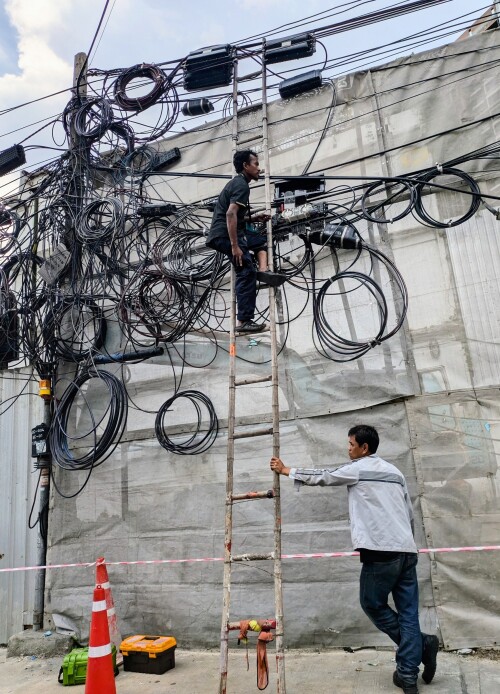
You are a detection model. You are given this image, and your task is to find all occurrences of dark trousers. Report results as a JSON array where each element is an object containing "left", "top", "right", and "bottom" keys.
[
  {"left": 360, "top": 552, "right": 423, "bottom": 683},
  {"left": 208, "top": 235, "right": 266, "bottom": 323}
]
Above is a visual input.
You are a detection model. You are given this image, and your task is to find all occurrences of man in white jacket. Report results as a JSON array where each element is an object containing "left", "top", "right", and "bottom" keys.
[{"left": 270, "top": 424, "right": 439, "bottom": 694}]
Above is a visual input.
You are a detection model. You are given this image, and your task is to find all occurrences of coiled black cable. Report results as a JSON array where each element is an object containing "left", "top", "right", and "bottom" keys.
[
  {"left": 155, "top": 389, "right": 218, "bottom": 455},
  {"left": 113, "top": 63, "right": 166, "bottom": 111},
  {"left": 50, "top": 368, "right": 128, "bottom": 470},
  {"left": 312, "top": 241, "right": 408, "bottom": 362},
  {"left": 413, "top": 166, "right": 481, "bottom": 228},
  {"left": 77, "top": 197, "right": 124, "bottom": 243}
]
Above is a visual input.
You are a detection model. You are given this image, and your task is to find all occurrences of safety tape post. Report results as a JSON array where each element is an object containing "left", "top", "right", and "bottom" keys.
[{"left": 1, "top": 545, "right": 500, "bottom": 573}]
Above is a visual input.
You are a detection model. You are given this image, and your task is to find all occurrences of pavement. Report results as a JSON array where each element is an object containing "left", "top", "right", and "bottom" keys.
[{"left": 2, "top": 646, "right": 500, "bottom": 693}]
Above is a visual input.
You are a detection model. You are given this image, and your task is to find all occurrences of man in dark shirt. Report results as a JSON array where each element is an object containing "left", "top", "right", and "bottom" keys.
[{"left": 206, "top": 149, "right": 284, "bottom": 333}]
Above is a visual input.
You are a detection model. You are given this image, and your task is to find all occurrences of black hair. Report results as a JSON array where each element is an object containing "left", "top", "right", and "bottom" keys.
[
  {"left": 348, "top": 424, "right": 379, "bottom": 454},
  {"left": 233, "top": 149, "right": 257, "bottom": 173}
]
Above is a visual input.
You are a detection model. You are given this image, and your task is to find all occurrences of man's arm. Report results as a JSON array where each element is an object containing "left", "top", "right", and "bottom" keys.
[
  {"left": 270, "top": 456, "right": 359, "bottom": 486},
  {"left": 226, "top": 202, "right": 244, "bottom": 266},
  {"left": 403, "top": 480, "right": 415, "bottom": 536}
]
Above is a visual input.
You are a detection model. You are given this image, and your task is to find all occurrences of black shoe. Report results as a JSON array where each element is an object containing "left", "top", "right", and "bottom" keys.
[
  {"left": 393, "top": 670, "right": 419, "bottom": 694},
  {"left": 421, "top": 634, "right": 439, "bottom": 684},
  {"left": 256, "top": 270, "right": 287, "bottom": 288},
  {"left": 236, "top": 320, "right": 266, "bottom": 333}
]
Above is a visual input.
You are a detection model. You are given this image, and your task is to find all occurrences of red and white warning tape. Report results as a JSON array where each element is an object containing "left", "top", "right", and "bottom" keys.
[{"left": 0, "top": 545, "right": 499, "bottom": 574}]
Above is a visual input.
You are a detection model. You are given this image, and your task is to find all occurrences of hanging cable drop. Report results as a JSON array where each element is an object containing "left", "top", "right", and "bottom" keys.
[
  {"left": 155, "top": 390, "right": 218, "bottom": 455},
  {"left": 310, "top": 223, "right": 408, "bottom": 362}
]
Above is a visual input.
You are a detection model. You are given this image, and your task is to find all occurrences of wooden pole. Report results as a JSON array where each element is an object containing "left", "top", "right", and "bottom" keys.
[{"left": 261, "top": 39, "right": 286, "bottom": 694}]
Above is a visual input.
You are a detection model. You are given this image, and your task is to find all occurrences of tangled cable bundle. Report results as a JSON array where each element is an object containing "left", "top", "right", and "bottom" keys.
[
  {"left": 0, "top": 207, "right": 21, "bottom": 256},
  {"left": 155, "top": 390, "right": 219, "bottom": 455},
  {"left": 151, "top": 209, "right": 226, "bottom": 283},
  {"left": 72, "top": 97, "right": 115, "bottom": 140},
  {"left": 50, "top": 368, "right": 128, "bottom": 471},
  {"left": 44, "top": 296, "right": 107, "bottom": 362},
  {"left": 1, "top": 33, "right": 499, "bottom": 497},
  {"left": 77, "top": 197, "right": 125, "bottom": 244}
]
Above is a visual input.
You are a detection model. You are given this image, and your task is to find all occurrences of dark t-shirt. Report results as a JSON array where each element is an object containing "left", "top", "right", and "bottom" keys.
[{"left": 206, "top": 174, "right": 250, "bottom": 243}]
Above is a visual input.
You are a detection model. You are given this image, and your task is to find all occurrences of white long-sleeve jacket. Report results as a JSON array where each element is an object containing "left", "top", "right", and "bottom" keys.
[{"left": 290, "top": 454, "right": 417, "bottom": 553}]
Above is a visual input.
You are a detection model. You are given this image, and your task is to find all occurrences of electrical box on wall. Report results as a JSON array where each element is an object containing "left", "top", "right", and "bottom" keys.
[{"left": 183, "top": 45, "right": 234, "bottom": 91}]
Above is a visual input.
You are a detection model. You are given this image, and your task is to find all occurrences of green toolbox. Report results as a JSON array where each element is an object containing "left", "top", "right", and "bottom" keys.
[{"left": 58, "top": 645, "right": 117, "bottom": 685}]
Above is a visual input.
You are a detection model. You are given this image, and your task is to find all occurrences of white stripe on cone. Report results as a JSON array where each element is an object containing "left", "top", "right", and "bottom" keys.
[
  {"left": 92, "top": 600, "right": 107, "bottom": 612},
  {"left": 88, "top": 643, "right": 112, "bottom": 658}
]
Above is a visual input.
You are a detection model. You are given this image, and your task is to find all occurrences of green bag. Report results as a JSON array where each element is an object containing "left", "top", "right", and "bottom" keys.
[{"left": 58, "top": 645, "right": 117, "bottom": 685}]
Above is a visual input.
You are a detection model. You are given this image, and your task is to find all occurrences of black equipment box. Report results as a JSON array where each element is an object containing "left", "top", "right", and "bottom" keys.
[
  {"left": 0, "top": 144, "right": 26, "bottom": 177},
  {"left": 138, "top": 203, "right": 177, "bottom": 218},
  {"left": 274, "top": 175, "right": 326, "bottom": 202},
  {"left": 279, "top": 69, "right": 322, "bottom": 99},
  {"left": 153, "top": 147, "right": 181, "bottom": 170},
  {"left": 121, "top": 635, "right": 176, "bottom": 675},
  {"left": 184, "top": 45, "right": 234, "bottom": 91},
  {"left": 264, "top": 33, "right": 316, "bottom": 64}
]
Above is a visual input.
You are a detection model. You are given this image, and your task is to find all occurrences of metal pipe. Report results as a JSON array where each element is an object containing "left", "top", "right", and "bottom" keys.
[{"left": 32, "top": 399, "right": 51, "bottom": 631}]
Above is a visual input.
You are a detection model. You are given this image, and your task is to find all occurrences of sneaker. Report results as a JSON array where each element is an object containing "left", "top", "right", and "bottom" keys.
[
  {"left": 256, "top": 270, "right": 287, "bottom": 287},
  {"left": 236, "top": 320, "right": 266, "bottom": 333},
  {"left": 393, "top": 670, "right": 419, "bottom": 694},
  {"left": 422, "top": 634, "right": 439, "bottom": 684}
]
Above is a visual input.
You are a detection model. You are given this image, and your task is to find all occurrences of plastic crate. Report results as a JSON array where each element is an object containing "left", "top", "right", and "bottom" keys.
[{"left": 120, "top": 635, "right": 176, "bottom": 675}]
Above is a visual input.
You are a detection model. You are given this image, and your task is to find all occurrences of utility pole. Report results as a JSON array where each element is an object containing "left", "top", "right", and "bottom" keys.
[{"left": 32, "top": 52, "right": 87, "bottom": 632}]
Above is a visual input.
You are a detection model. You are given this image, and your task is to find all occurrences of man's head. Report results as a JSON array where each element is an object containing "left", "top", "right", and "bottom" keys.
[
  {"left": 348, "top": 424, "right": 379, "bottom": 460},
  {"left": 233, "top": 149, "right": 260, "bottom": 181}
]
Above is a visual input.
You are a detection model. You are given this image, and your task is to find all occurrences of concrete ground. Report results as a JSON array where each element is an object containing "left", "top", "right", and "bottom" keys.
[{"left": 2, "top": 646, "right": 500, "bottom": 693}]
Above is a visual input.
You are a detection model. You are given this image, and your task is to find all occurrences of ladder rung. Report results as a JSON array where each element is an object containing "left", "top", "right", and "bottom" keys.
[
  {"left": 233, "top": 426, "right": 273, "bottom": 439},
  {"left": 235, "top": 374, "right": 272, "bottom": 386},
  {"left": 232, "top": 552, "right": 274, "bottom": 562},
  {"left": 231, "top": 489, "right": 274, "bottom": 501}
]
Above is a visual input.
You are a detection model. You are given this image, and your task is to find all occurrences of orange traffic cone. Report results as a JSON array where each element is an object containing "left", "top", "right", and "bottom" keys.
[
  {"left": 96, "top": 557, "right": 123, "bottom": 665},
  {"left": 85, "top": 585, "right": 116, "bottom": 694}
]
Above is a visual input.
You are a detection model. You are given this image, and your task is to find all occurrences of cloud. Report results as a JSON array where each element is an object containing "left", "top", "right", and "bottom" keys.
[{"left": 0, "top": 1, "right": 73, "bottom": 164}]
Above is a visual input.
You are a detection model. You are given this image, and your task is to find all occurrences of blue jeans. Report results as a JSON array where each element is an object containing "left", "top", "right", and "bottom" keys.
[
  {"left": 208, "top": 234, "right": 266, "bottom": 322},
  {"left": 360, "top": 552, "right": 422, "bottom": 684}
]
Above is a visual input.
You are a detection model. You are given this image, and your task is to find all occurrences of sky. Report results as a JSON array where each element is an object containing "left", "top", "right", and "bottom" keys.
[{"left": 0, "top": 0, "right": 494, "bottom": 175}]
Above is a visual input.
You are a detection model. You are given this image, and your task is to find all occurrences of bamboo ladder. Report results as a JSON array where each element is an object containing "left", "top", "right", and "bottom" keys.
[{"left": 218, "top": 44, "right": 286, "bottom": 694}]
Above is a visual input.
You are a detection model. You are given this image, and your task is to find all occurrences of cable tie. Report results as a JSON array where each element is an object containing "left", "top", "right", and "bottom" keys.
[
  {"left": 435, "top": 163, "right": 443, "bottom": 174},
  {"left": 369, "top": 339, "right": 382, "bottom": 348}
]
